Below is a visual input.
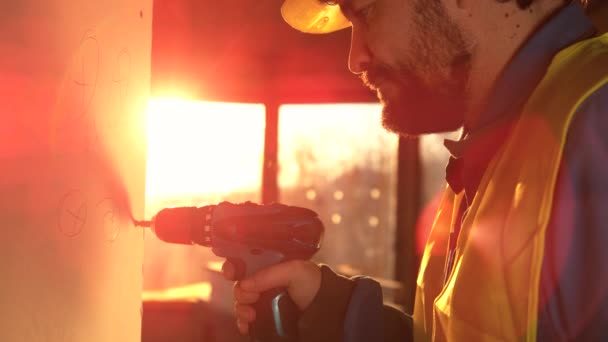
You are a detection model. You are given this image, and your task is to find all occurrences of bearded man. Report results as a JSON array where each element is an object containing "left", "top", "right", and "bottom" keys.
[{"left": 224, "top": 0, "right": 608, "bottom": 340}]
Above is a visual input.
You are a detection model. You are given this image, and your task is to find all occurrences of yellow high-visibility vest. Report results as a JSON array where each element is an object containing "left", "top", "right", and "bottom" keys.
[{"left": 413, "top": 33, "right": 608, "bottom": 341}]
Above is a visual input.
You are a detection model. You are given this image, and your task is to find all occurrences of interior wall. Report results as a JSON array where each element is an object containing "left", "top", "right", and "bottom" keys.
[{"left": 0, "top": 1, "right": 152, "bottom": 341}]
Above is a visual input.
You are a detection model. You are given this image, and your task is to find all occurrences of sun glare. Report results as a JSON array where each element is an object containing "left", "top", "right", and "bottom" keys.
[{"left": 145, "top": 98, "right": 266, "bottom": 204}]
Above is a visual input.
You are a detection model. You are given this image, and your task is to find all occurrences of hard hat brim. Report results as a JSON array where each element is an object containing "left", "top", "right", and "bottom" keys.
[{"left": 281, "top": 0, "right": 351, "bottom": 34}]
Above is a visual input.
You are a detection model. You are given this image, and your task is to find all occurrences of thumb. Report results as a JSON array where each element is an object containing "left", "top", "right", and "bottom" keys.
[{"left": 239, "top": 260, "right": 321, "bottom": 311}]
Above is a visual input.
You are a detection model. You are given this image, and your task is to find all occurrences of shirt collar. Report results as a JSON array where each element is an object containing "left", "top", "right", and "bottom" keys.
[{"left": 444, "top": 3, "right": 596, "bottom": 195}]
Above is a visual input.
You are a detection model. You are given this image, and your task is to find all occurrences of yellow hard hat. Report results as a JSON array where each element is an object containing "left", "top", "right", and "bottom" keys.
[{"left": 281, "top": 0, "right": 351, "bottom": 34}]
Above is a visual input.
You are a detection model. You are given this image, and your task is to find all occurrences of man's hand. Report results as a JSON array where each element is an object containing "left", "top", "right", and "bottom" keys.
[{"left": 222, "top": 260, "right": 322, "bottom": 335}]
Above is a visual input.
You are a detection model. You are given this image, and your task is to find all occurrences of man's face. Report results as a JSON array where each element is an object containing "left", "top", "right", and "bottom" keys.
[{"left": 342, "top": 0, "right": 472, "bottom": 135}]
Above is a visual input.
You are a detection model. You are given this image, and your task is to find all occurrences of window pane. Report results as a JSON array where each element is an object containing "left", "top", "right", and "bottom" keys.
[
  {"left": 278, "top": 104, "right": 399, "bottom": 279},
  {"left": 144, "top": 98, "right": 265, "bottom": 290}
]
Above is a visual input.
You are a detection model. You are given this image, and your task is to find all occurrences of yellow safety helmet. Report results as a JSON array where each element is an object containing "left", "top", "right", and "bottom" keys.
[{"left": 281, "top": 0, "right": 351, "bottom": 34}]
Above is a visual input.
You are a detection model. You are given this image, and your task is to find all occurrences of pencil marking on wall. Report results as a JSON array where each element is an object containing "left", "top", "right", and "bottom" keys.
[
  {"left": 106, "top": 49, "right": 132, "bottom": 130},
  {"left": 96, "top": 198, "right": 121, "bottom": 242},
  {"left": 73, "top": 30, "right": 100, "bottom": 120},
  {"left": 57, "top": 190, "right": 88, "bottom": 238},
  {"left": 54, "top": 29, "right": 100, "bottom": 154}
]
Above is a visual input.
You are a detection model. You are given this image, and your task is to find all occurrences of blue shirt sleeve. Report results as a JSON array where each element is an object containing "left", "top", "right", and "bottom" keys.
[
  {"left": 538, "top": 82, "right": 608, "bottom": 341},
  {"left": 344, "top": 276, "right": 413, "bottom": 342}
]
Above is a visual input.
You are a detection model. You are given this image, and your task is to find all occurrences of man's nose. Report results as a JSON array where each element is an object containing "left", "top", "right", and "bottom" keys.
[{"left": 348, "top": 26, "right": 371, "bottom": 74}]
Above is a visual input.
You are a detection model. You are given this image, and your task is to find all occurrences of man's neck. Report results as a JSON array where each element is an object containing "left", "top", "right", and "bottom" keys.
[{"left": 461, "top": 1, "right": 566, "bottom": 132}]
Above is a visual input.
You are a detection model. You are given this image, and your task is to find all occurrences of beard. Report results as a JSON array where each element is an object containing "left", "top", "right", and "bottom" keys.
[{"left": 362, "top": 1, "right": 472, "bottom": 136}]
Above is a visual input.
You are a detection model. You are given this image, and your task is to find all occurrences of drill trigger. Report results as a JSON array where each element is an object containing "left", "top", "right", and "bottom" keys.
[{"left": 227, "top": 257, "right": 247, "bottom": 281}]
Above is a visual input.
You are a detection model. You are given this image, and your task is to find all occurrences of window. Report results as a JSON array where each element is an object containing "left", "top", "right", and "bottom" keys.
[
  {"left": 143, "top": 99, "right": 401, "bottom": 288},
  {"left": 278, "top": 104, "right": 399, "bottom": 279},
  {"left": 144, "top": 98, "right": 265, "bottom": 289}
]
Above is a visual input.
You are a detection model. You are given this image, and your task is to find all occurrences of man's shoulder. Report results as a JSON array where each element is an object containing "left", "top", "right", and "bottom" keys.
[
  {"left": 562, "top": 81, "right": 608, "bottom": 176},
  {"left": 570, "top": 81, "right": 608, "bottom": 138},
  {"left": 540, "top": 80, "right": 608, "bottom": 341}
]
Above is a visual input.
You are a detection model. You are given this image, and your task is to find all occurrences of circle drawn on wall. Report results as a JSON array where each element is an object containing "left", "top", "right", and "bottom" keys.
[
  {"left": 72, "top": 30, "right": 100, "bottom": 121},
  {"left": 57, "top": 190, "right": 88, "bottom": 237},
  {"left": 105, "top": 49, "right": 132, "bottom": 130},
  {"left": 53, "top": 30, "right": 100, "bottom": 155},
  {"left": 96, "top": 198, "right": 121, "bottom": 242}
]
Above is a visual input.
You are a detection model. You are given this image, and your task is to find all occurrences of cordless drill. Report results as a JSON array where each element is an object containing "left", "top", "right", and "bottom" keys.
[{"left": 135, "top": 201, "right": 324, "bottom": 342}]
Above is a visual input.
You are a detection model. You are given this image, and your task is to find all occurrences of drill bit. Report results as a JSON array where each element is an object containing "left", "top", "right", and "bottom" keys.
[{"left": 133, "top": 220, "right": 152, "bottom": 228}]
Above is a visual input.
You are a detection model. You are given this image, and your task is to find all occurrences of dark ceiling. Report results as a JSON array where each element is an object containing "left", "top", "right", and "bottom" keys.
[{"left": 151, "top": 0, "right": 376, "bottom": 103}]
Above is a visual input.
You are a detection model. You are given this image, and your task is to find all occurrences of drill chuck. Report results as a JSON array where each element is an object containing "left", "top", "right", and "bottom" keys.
[{"left": 151, "top": 206, "right": 215, "bottom": 247}]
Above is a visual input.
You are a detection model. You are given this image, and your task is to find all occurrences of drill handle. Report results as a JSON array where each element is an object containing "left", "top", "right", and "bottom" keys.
[
  {"left": 250, "top": 288, "right": 299, "bottom": 342},
  {"left": 224, "top": 254, "right": 300, "bottom": 341},
  {"left": 215, "top": 241, "right": 301, "bottom": 342}
]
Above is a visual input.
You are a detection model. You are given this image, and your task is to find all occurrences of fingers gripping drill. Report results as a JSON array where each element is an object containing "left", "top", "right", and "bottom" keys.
[{"left": 136, "top": 201, "right": 324, "bottom": 342}]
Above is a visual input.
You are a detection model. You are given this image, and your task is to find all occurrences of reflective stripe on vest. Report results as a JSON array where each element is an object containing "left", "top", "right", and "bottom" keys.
[{"left": 413, "top": 33, "right": 608, "bottom": 342}]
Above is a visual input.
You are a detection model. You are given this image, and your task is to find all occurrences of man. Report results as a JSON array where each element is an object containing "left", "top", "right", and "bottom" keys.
[{"left": 224, "top": 0, "right": 608, "bottom": 340}]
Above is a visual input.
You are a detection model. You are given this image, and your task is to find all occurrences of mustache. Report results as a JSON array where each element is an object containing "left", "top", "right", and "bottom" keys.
[
  {"left": 360, "top": 64, "right": 412, "bottom": 91},
  {"left": 360, "top": 65, "right": 391, "bottom": 90}
]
